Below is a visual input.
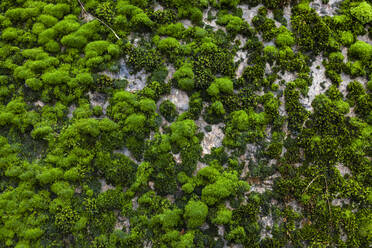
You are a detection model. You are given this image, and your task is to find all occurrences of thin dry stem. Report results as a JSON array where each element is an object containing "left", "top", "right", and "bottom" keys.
[{"left": 77, "top": 0, "right": 121, "bottom": 40}]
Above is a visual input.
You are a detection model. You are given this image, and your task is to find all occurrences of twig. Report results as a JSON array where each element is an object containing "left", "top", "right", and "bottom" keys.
[
  {"left": 303, "top": 175, "right": 320, "bottom": 194},
  {"left": 324, "top": 177, "right": 332, "bottom": 216},
  {"left": 77, "top": 0, "right": 121, "bottom": 40}
]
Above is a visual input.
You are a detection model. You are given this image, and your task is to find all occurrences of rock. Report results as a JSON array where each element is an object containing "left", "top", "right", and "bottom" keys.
[
  {"left": 154, "top": 4, "right": 163, "bottom": 11},
  {"left": 310, "top": 0, "right": 343, "bottom": 16},
  {"left": 200, "top": 124, "right": 224, "bottom": 155},
  {"left": 238, "top": 4, "right": 264, "bottom": 26},
  {"left": 101, "top": 59, "right": 148, "bottom": 92},
  {"left": 88, "top": 92, "right": 109, "bottom": 114},
  {"left": 114, "top": 147, "right": 141, "bottom": 164},
  {"left": 336, "top": 163, "right": 352, "bottom": 177},
  {"left": 331, "top": 198, "right": 350, "bottom": 206},
  {"left": 125, "top": 69, "right": 148, "bottom": 92},
  {"left": 34, "top": 100, "right": 45, "bottom": 108},
  {"left": 67, "top": 104, "right": 76, "bottom": 119},
  {"left": 99, "top": 178, "right": 115, "bottom": 192},
  {"left": 160, "top": 88, "right": 189, "bottom": 113},
  {"left": 299, "top": 55, "right": 331, "bottom": 111},
  {"left": 180, "top": 19, "right": 193, "bottom": 29}
]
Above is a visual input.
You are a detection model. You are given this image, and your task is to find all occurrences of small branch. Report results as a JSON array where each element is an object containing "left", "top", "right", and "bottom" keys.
[
  {"left": 77, "top": 0, "right": 121, "bottom": 40},
  {"left": 303, "top": 175, "right": 320, "bottom": 194},
  {"left": 324, "top": 177, "right": 332, "bottom": 216}
]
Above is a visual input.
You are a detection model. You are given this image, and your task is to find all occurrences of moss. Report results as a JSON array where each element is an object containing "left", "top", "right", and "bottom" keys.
[
  {"left": 350, "top": 1, "right": 372, "bottom": 25},
  {"left": 0, "top": 0, "right": 371, "bottom": 247},
  {"left": 170, "top": 119, "right": 198, "bottom": 149},
  {"left": 339, "top": 30, "right": 355, "bottom": 46},
  {"left": 61, "top": 34, "right": 87, "bottom": 49},
  {"left": 43, "top": 3, "right": 70, "bottom": 19},
  {"left": 252, "top": 13, "right": 278, "bottom": 41},
  {"left": 348, "top": 40, "right": 372, "bottom": 62},
  {"left": 345, "top": 60, "right": 366, "bottom": 78},
  {"left": 207, "top": 77, "right": 234, "bottom": 97},
  {"left": 291, "top": 3, "right": 331, "bottom": 54},
  {"left": 53, "top": 18, "right": 80, "bottom": 35},
  {"left": 275, "top": 28, "right": 295, "bottom": 47},
  {"left": 284, "top": 82, "right": 309, "bottom": 133},
  {"left": 160, "top": 100, "right": 178, "bottom": 122},
  {"left": 203, "top": 101, "right": 226, "bottom": 124},
  {"left": 263, "top": 45, "right": 278, "bottom": 63},
  {"left": 37, "top": 14, "right": 58, "bottom": 27},
  {"left": 173, "top": 63, "right": 194, "bottom": 91}
]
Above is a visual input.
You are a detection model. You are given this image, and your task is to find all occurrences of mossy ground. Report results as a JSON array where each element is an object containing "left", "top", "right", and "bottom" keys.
[{"left": 0, "top": 0, "right": 371, "bottom": 247}]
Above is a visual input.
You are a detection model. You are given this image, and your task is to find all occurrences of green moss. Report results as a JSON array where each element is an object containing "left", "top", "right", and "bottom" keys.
[
  {"left": 160, "top": 100, "right": 178, "bottom": 122},
  {"left": 174, "top": 63, "right": 194, "bottom": 91},
  {"left": 348, "top": 40, "right": 372, "bottom": 62},
  {"left": 184, "top": 200, "right": 208, "bottom": 228},
  {"left": 170, "top": 119, "right": 198, "bottom": 149},
  {"left": 275, "top": 28, "right": 295, "bottom": 47},
  {"left": 291, "top": 3, "right": 331, "bottom": 54},
  {"left": 350, "top": 1, "right": 372, "bottom": 25},
  {"left": 339, "top": 30, "right": 355, "bottom": 46},
  {"left": 0, "top": 1, "right": 371, "bottom": 247},
  {"left": 207, "top": 77, "right": 234, "bottom": 96}
]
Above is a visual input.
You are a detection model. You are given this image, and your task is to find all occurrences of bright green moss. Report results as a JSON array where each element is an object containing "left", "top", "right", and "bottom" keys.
[
  {"left": 85, "top": 40, "right": 111, "bottom": 57},
  {"left": 207, "top": 77, "right": 234, "bottom": 96},
  {"left": 1, "top": 27, "right": 20, "bottom": 41},
  {"left": 339, "top": 31, "right": 354, "bottom": 46},
  {"left": 61, "top": 34, "right": 87, "bottom": 49},
  {"left": 158, "top": 37, "right": 180, "bottom": 51},
  {"left": 25, "top": 78, "right": 43, "bottom": 90},
  {"left": 184, "top": 200, "right": 208, "bottom": 228},
  {"left": 350, "top": 1, "right": 372, "bottom": 25},
  {"left": 0, "top": 1, "right": 371, "bottom": 247},
  {"left": 37, "top": 14, "right": 58, "bottom": 27},
  {"left": 5, "top": 7, "right": 40, "bottom": 22},
  {"left": 348, "top": 40, "right": 372, "bottom": 61},
  {"left": 275, "top": 28, "right": 295, "bottom": 47},
  {"left": 170, "top": 119, "right": 198, "bottom": 149},
  {"left": 31, "top": 22, "right": 45, "bottom": 34},
  {"left": 173, "top": 63, "right": 194, "bottom": 91},
  {"left": 41, "top": 70, "right": 70, "bottom": 85},
  {"left": 212, "top": 207, "right": 232, "bottom": 225},
  {"left": 43, "top": 3, "right": 70, "bottom": 19},
  {"left": 38, "top": 28, "right": 56, "bottom": 44}
]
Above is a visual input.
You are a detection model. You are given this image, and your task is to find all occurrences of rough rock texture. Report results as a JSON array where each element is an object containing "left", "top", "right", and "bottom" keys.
[
  {"left": 239, "top": 4, "right": 264, "bottom": 26},
  {"left": 196, "top": 117, "right": 225, "bottom": 156},
  {"left": 300, "top": 55, "right": 331, "bottom": 111},
  {"left": 180, "top": 19, "right": 193, "bottom": 29},
  {"left": 88, "top": 91, "right": 109, "bottom": 114},
  {"left": 114, "top": 147, "right": 141, "bottom": 164},
  {"left": 99, "top": 179, "right": 115, "bottom": 192},
  {"left": 336, "top": 163, "right": 352, "bottom": 177},
  {"left": 259, "top": 215, "right": 274, "bottom": 239},
  {"left": 102, "top": 59, "right": 148, "bottom": 92},
  {"left": 203, "top": 7, "right": 226, "bottom": 32},
  {"left": 159, "top": 88, "right": 189, "bottom": 113},
  {"left": 200, "top": 125, "right": 225, "bottom": 155},
  {"left": 310, "top": 0, "right": 343, "bottom": 16},
  {"left": 154, "top": 3, "right": 163, "bottom": 11},
  {"left": 34, "top": 100, "right": 45, "bottom": 108},
  {"left": 67, "top": 104, "right": 76, "bottom": 119},
  {"left": 125, "top": 69, "right": 149, "bottom": 92}
]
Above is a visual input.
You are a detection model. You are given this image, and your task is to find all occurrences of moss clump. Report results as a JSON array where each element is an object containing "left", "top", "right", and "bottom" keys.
[
  {"left": 348, "top": 40, "right": 372, "bottom": 62},
  {"left": 207, "top": 77, "right": 234, "bottom": 97},
  {"left": 350, "top": 1, "right": 372, "bottom": 25},
  {"left": 0, "top": 0, "right": 371, "bottom": 247},
  {"left": 159, "top": 100, "right": 178, "bottom": 122}
]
